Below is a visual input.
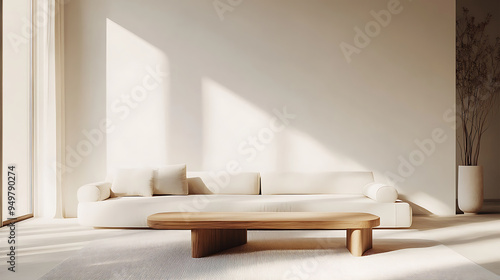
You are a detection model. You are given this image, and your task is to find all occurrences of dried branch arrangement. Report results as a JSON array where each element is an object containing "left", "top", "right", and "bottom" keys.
[{"left": 456, "top": 8, "right": 500, "bottom": 165}]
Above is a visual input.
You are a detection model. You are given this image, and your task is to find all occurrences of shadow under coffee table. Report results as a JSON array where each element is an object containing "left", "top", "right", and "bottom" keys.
[{"left": 147, "top": 212, "right": 380, "bottom": 258}]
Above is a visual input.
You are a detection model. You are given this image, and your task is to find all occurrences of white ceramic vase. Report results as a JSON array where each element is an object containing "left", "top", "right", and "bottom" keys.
[{"left": 458, "top": 165, "right": 483, "bottom": 214}]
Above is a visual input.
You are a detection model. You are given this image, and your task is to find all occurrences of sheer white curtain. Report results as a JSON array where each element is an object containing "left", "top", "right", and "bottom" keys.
[{"left": 34, "top": 0, "right": 65, "bottom": 218}]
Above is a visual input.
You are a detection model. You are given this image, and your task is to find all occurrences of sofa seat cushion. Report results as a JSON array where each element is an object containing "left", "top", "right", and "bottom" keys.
[{"left": 78, "top": 194, "right": 411, "bottom": 228}]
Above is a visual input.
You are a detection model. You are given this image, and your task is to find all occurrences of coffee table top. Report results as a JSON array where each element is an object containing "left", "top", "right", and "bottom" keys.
[{"left": 147, "top": 212, "right": 380, "bottom": 230}]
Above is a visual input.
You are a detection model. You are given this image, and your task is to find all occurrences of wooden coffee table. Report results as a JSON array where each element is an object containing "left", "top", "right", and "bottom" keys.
[{"left": 147, "top": 212, "right": 380, "bottom": 258}]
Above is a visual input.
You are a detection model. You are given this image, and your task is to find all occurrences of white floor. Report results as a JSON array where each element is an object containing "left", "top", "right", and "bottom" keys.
[{"left": 1, "top": 214, "right": 500, "bottom": 280}]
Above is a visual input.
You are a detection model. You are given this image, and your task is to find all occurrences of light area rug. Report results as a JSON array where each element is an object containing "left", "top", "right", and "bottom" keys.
[{"left": 40, "top": 230, "right": 500, "bottom": 280}]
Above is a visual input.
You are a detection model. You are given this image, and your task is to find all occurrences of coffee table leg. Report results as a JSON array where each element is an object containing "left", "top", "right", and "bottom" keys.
[
  {"left": 346, "top": 228, "right": 372, "bottom": 256},
  {"left": 191, "top": 229, "right": 247, "bottom": 258}
]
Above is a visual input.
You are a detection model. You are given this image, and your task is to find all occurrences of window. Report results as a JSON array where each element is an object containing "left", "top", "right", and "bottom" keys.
[{"left": 2, "top": 0, "right": 34, "bottom": 226}]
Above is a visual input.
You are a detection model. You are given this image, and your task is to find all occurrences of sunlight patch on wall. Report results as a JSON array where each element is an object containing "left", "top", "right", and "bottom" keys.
[
  {"left": 276, "top": 128, "right": 368, "bottom": 172},
  {"left": 201, "top": 78, "right": 367, "bottom": 172},
  {"left": 201, "top": 78, "right": 276, "bottom": 171},
  {"left": 106, "top": 19, "right": 170, "bottom": 170}
]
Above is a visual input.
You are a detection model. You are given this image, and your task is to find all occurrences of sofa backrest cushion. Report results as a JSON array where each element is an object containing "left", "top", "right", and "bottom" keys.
[
  {"left": 260, "top": 172, "right": 374, "bottom": 195},
  {"left": 153, "top": 164, "right": 188, "bottom": 195},
  {"left": 187, "top": 172, "right": 260, "bottom": 194},
  {"left": 111, "top": 168, "right": 154, "bottom": 197}
]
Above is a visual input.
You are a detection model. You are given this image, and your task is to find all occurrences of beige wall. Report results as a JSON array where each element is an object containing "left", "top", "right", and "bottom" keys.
[{"left": 64, "top": 0, "right": 456, "bottom": 217}]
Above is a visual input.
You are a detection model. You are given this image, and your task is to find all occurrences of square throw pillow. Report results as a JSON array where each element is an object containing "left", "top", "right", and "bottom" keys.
[
  {"left": 111, "top": 168, "right": 154, "bottom": 197},
  {"left": 154, "top": 164, "right": 188, "bottom": 195}
]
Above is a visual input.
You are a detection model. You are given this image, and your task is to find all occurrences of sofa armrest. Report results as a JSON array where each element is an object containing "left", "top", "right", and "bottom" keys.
[
  {"left": 77, "top": 181, "right": 112, "bottom": 203},
  {"left": 363, "top": 182, "right": 398, "bottom": 203}
]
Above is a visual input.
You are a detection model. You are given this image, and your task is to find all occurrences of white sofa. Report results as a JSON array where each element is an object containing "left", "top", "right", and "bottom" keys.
[{"left": 77, "top": 171, "right": 412, "bottom": 228}]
